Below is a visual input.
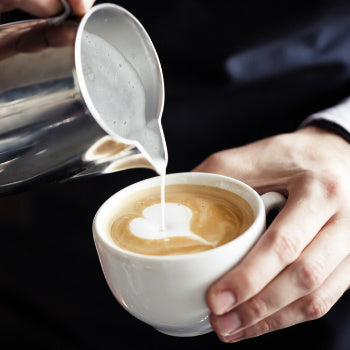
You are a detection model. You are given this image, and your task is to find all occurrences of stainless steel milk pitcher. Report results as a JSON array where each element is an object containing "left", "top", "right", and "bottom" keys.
[{"left": 0, "top": 1, "right": 165, "bottom": 195}]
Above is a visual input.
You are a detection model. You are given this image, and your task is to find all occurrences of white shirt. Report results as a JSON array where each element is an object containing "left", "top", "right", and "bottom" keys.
[{"left": 301, "top": 97, "right": 350, "bottom": 137}]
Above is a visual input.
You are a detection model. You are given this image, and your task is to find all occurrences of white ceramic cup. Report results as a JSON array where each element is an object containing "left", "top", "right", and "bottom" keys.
[{"left": 93, "top": 172, "right": 285, "bottom": 337}]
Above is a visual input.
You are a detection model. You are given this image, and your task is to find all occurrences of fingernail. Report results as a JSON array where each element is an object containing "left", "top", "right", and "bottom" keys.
[
  {"left": 218, "top": 311, "right": 241, "bottom": 336},
  {"left": 214, "top": 291, "right": 235, "bottom": 315},
  {"left": 223, "top": 330, "right": 244, "bottom": 343}
]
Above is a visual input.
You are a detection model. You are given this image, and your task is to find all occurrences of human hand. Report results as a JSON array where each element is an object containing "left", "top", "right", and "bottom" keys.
[
  {"left": 0, "top": 0, "right": 95, "bottom": 60},
  {"left": 0, "top": 0, "right": 95, "bottom": 17},
  {"left": 193, "top": 126, "right": 350, "bottom": 342}
]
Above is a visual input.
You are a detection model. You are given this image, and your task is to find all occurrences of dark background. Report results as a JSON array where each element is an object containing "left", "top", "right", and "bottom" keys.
[{"left": 1, "top": 0, "right": 350, "bottom": 348}]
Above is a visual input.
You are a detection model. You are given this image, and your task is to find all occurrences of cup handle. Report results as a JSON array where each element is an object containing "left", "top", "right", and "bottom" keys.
[{"left": 261, "top": 192, "right": 286, "bottom": 214}]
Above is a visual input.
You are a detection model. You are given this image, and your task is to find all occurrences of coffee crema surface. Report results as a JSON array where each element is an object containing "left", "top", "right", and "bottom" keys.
[{"left": 110, "top": 184, "right": 255, "bottom": 256}]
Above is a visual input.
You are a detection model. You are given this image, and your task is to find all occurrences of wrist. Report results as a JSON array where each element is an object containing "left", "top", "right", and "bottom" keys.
[{"left": 301, "top": 119, "right": 350, "bottom": 143}]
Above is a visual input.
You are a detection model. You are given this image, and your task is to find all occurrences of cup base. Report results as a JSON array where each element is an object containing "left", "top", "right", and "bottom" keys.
[{"left": 155, "top": 324, "right": 213, "bottom": 337}]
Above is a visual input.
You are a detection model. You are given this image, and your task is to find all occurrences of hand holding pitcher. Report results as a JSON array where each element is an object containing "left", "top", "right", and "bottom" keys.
[{"left": 0, "top": 0, "right": 95, "bottom": 17}]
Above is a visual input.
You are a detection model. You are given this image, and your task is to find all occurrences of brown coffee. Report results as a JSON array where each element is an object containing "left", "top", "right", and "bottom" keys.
[{"left": 110, "top": 184, "right": 254, "bottom": 256}]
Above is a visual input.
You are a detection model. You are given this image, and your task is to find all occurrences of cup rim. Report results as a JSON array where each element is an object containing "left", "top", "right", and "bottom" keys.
[{"left": 92, "top": 172, "right": 266, "bottom": 261}]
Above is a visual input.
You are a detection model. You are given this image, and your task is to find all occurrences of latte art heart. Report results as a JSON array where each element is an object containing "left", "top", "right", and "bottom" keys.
[
  {"left": 110, "top": 184, "right": 255, "bottom": 256},
  {"left": 129, "top": 203, "right": 213, "bottom": 246}
]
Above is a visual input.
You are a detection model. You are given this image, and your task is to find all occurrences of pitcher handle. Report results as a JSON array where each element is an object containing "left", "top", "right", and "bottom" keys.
[{"left": 47, "top": 0, "right": 71, "bottom": 26}]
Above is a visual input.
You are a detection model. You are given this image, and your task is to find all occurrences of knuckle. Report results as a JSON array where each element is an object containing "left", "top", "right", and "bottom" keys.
[
  {"left": 304, "top": 293, "right": 331, "bottom": 320},
  {"left": 253, "top": 318, "right": 272, "bottom": 336},
  {"left": 269, "top": 230, "right": 300, "bottom": 264},
  {"left": 315, "top": 168, "right": 345, "bottom": 200},
  {"left": 247, "top": 313, "right": 289, "bottom": 338},
  {"left": 298, "top": 166, "right": 347, "bottom": 205},
  {"left": 295, "top": 259, "right": 324, "bottom": 292},
  {"left": 246, "top": 297, "right": 268, "bottom": 322},
  {"left": 321, "top": 172, "right": 342, "bottom": 199}
]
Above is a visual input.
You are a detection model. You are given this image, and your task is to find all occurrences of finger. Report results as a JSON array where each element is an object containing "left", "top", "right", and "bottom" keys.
[
  {"left": 68, "top": 0, "right": 95, "bottom": 16},
  {"left": 211, "top": 215, "right": 350, "bottom": 336},
  {"left": 13, "top": 0, "right": 63, "bottom": 17},
  {"left": 5, "top": 0, "right": 95, "bottom": 17},
  {"left": 0, "top": 1, "right": 16, "bottom": 13},
  {"left": 207, "top": 176, "right": 337, "bottom": 316},
  {"left": 221, "top": 252, "right": 350, "bottom": 343}
]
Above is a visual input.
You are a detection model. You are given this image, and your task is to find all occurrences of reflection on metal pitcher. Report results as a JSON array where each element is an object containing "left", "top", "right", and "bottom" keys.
[{"left": 0, "top": 3, "right": 166, "bottom": 195}]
